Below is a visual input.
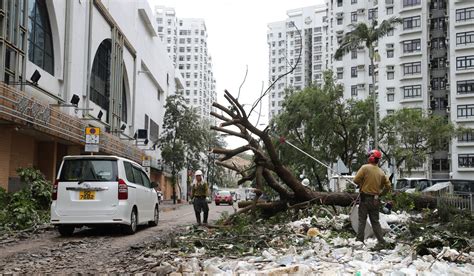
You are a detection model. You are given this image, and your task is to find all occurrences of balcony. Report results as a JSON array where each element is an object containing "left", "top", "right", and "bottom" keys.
[
  {"left": 430, "top": 89, "right": 448, "bottom": 98},
  {"left": 430, "top": 28, "right": 446, "bottom": 39},
  {"left": 430, "top": 9, "right": 446, "bottom": 19},
  {"left": 430, "top": 67, "right": 448, "bottom": 78},
  {"left": 430, "top": 48, "right": 447, "bottom": 58}
]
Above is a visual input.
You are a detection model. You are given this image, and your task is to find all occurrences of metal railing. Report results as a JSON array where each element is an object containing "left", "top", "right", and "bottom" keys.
[{"left": 437, "top": 192, "right": 474, "bottom": 213}]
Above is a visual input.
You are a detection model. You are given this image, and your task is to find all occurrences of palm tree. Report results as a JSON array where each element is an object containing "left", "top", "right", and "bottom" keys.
[{"left": 335, "top": 18, "right": 401, "bottom": 149}]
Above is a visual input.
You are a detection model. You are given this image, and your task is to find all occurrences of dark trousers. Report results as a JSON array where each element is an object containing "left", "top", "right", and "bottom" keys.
[
  {"left": 193, "top": 197, "right": 209, "bottom": 224},
  {"left": 357, "top": 193, "right": 385, "bottom": 243}
]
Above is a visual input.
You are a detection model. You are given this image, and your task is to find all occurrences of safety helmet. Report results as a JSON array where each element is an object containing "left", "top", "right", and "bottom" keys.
[
  {"left": 368, "top": 149, "right": 382, "bottom": 163},
  {"left": 195, "top": 170, "right": 203, "bottom": 176}
]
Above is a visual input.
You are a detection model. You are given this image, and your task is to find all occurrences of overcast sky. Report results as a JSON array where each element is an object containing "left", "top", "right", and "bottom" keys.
[{"left": 150, "top": 0, "right": 325, "bottom": 147}]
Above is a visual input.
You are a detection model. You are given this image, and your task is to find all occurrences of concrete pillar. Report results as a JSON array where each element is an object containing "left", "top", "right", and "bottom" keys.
[
  {"left": 0, "top": 126, "right": 12, "bottom": 190},
  {"left": 37, "top": 141, "right": 57, "bottom": 183}
]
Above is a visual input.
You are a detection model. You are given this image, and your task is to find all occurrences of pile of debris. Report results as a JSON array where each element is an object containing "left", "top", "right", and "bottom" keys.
[{"left": 112, "top": 207, "right": 473, "bottom": 275}]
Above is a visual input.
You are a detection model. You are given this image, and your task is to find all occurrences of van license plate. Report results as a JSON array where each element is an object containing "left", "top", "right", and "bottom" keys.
[{"left": 79, "top": 191, "right": 95, "bottom": 200}]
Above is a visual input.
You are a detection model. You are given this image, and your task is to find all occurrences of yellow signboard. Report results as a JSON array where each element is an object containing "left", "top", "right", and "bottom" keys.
[{"left": 86, "top": 127, "right": 100, "bottom": 135}]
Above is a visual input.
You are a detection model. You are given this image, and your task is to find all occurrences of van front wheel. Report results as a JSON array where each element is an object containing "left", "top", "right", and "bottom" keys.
[{"left": 149, "top": 205, "right": 159, "bottom": 226}]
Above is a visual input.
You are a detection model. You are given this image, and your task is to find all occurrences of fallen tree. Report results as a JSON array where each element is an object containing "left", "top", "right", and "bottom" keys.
[{"left": 209, "top": 24, "right": 436, "bottom": 217}]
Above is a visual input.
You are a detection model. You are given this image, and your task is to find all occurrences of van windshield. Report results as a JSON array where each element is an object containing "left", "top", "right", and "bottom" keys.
[
  {"left": 397, "top": 180, "right": 408, "bottom": 189},
  {"left": 60, "top": 159, "right": 118, "bottom": 181}
]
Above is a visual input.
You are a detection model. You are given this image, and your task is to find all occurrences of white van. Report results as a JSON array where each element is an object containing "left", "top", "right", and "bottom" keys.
[
  {"left": 394, "top": 178, "right": 431, "bottom": 192},
  {"left": 51, "top": 155, "right": 159, "bottom": 236}
]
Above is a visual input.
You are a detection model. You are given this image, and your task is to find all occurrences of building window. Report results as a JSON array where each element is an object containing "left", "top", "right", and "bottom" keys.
[
  {"left": 431, "top": 18, "right": 446, "bottom": 30},
  {"left": 90, "top": 39, "right": 111, "bottom": 115},
  {"left": 351, "top": 67, "right": 357, "bottom": 78},
  {"left": 431, "top": 78, "right": 446, "bottom": 90},
  {"left": 337, "top": 69, "right": 343, "bottom": 79},
  {"left": 457, "top": 104, "right": 474, "bottom": 118},
  {"left": 351, "top": 50, "right": 357, "bottom": 59},
  {"left": 403, "top": 16, "right": 421, "bottom": 30},
  {"left": 387, "top": 90, "right": 394, "bottom": 102},
  {"left": 387, "top": 109, "right": 395, "bottom": 115},
  {"left": 403, "top": 0, "right": 421, "bottom": 8},
  {"left": 458, "top": 129, "right": 474, "bottom": 142},
  {"left": 351, "top": 12, "right": 357, "bottom": 23},
  {"left": 403, "top": 62, "right": 421, "bottom": 75},
  {"left": 28, "top": 0, "right": 54, "bottom": 75},
  {"left": 369, "top": 65, "right": 374, "bottom": 76},
  {"left": 337, "top": 17, "right": 343, "bottom": 25},
  {"left": 457, "top": 31, "right": 474, "bottom": 46},
  {"left": 337, "top": 0, "right": 342, "bottom": 7},
  {"left": 432, "top": 159, "right": 449, "bottom": 171},
  {"left": 403, "top": 85, "right": 421, "bottom": 98},
  {"left": 403, "top": 39, "right": 421, "bottom": 53},
  {"left": 387, "top": 7, "right": 394, "bottom": 15},
  {"left": 121, "top": 78, "right": 127, "bottom": 123},
  {"left": 457, "top": 80, "right": 474, "bottom": 94},
  {"left": 387, "top": 71, "right": 394, "bottom": 80},
  {"left": 456, "top": 7, "right": 474, "bottom": 22},
  {"left": 458, "top": 154, "right": 474, "bottom": 168},
  {"left": 351, "top": 0, "right": 357, "bottom": 4},
  {"left": 351, "top": 85, "right": 357, "bottom": 96},
  {"left": 387, "top": 49, "right": 394, "bottom": 58},
  {"left": 368, "top": 8, "right": 378, "bottom": 21},
  {"left": 456, "top": 56, "right": 474, "bottom": 70}
]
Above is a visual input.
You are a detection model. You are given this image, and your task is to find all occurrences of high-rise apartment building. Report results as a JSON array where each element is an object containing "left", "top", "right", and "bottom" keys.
[
  {"left": 267, "top": 5, "right": 327, "bottom": 121},
  {"left": 269, "top": 1, "right": 474, "bottom": 179},
  {"left": 155, "top": 7, "right": 217, "bottom": 124}
]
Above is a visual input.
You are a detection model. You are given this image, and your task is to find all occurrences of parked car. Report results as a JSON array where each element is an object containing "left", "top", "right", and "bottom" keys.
[
  {"left": 394, "top": 178, "right": 432, "bottom": 192},
  {"left": 214, "top": 190, "right": 233, "bottom": 205},
  {"left": 50, "top": 155, "right": 159, "bottom": 236}
]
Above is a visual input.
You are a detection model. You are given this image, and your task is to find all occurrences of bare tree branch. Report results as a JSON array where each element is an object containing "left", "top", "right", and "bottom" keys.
[
  {"left": 237, "top": 65, "right": 248, "bottom": 100},
  {"left": 210, "top": 126, "right": 247, "bottom": 139}
]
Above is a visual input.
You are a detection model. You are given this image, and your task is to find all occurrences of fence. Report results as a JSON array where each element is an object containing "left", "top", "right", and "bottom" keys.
[{"left": 437, "top": 192, "right": 474, "bottom": 213}]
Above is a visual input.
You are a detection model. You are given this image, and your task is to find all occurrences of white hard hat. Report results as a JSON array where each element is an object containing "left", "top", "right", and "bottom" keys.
[
  {"left": 302, "top": 179, "right": 310, "bottom": 186},
  {"left": 195, "top": 170, "right": 203, "bottom": 176}
]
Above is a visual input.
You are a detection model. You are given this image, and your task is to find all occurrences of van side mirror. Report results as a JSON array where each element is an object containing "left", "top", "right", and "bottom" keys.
[{"left": 151, "top": 182, "right": 158, "bottom": 188}]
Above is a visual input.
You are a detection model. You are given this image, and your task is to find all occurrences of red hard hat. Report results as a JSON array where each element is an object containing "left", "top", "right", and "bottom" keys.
[{"left": 368, "top": 149, "right": 382, "bottom": 163}]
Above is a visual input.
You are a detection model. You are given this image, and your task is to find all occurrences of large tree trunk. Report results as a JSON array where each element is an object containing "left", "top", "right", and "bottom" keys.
[{"left": 238, "top": 192, "right": 437, "bottom": 211}]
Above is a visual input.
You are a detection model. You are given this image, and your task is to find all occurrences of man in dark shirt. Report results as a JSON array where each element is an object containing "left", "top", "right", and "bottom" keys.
[{"left": 191, "top": 170, "right": 209, "bottom": 225}]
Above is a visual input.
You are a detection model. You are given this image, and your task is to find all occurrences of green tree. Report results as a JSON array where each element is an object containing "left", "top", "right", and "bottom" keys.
[
  {"left": 274, "top": 71, "right": 372, "bottom": 189},
  {"left": 160, "top": 95, "right": 205, "bottom": 204},
  {"left": 379, "top": 109, "right": 455, "bottom": 176},
  {"left": 335, "top": 17, "right": 401, "bottom": 149}
]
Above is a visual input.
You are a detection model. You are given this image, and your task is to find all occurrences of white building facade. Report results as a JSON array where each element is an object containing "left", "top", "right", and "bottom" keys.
[
  {"left": 155, "top": 8, "right": 217, "bottom": 124},
  {"left": 269, "top": 1, "right": 474, "bottom": 179},
  {"left": 0, "top": 0, "right": 185, "bottom": 199},
  {"left": 267, "top": 5, "right": 327, "bottom": 121}
]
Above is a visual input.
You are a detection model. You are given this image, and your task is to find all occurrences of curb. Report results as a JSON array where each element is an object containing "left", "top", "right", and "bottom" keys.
[{"left": 160, "top": 203, "right": 187, "bottom": 213}]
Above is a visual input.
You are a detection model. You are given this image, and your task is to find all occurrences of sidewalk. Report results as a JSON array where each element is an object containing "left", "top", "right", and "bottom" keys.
[{"left": 160, "top": 200, "right": 189, "bottom": 212}]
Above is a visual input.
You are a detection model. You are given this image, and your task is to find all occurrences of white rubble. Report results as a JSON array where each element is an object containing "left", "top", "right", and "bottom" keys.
[
  {"left": 196, "top": 237, "right": 474, "bottom": 275},
  {"left": 184, "top": 212, "right": 474, "bottom": 275}
]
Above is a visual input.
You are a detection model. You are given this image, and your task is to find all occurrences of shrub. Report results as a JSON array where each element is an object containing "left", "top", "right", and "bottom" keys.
[{"left": 0, "top": 168, "right": 52, "bottom": 231}]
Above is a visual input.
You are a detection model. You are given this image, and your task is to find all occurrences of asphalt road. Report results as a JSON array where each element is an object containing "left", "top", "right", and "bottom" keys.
[{"left": 0, "top": 202, "right": 235, "bottom": 274}]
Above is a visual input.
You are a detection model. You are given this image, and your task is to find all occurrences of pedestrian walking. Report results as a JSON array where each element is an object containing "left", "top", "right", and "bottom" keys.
[
  {"left": 353, "top": 149, "right": 391, "bottom": 249},
  {"left": 191, "top": 170, "right": 209, "bottom": 225}
]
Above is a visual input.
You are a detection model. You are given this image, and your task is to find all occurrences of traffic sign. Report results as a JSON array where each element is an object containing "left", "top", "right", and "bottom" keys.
[{"left": 85, "top": 127, "right": 100, "bottom": 144}]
